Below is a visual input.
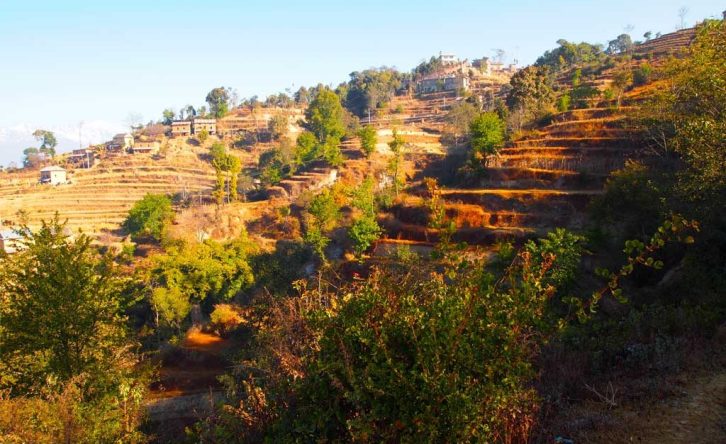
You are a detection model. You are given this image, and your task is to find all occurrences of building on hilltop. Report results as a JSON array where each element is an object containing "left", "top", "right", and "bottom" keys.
[
  {"left": 472, "top": 57, "right": 518, "bottom": 77},
  {"left": 171, "top": 121, "right": 192, "bottom": 138},
  {"left": 416, "top": 74, "right": 470, "bottom": 94},
  {"left": 192, "top": 118, "right": 217, "bottom": 135},
  {"left": 439, "top": 52, "right": 459, "bottom": 65},
  {"left": 107, "top": 133, "right": 134, "bottom": 152},
  {"left": 132, "top": 141, "right": 160, "bottom": 155},
  {"left": 39, "top": 165, "right": 67, "bottom": 185}
]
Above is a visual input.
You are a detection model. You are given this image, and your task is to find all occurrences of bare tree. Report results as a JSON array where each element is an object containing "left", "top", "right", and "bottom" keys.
[
  {"left": 677, "top": 6, "right": 689, "bottom": 29},
  {"left": 125, "top": 112, "right": 143, "bottom": 131},
  {"left": 491, "top": 48, "right": 506, "bottom": 64}
]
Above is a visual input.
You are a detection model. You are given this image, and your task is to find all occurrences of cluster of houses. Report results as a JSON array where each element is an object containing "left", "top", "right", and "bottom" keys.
[
  {"left": 33, "top": 118, "right": 218, "bottom": 185},
  {"left": 106, "top": 133, "right": 160, "bottom": 155},
  {"left": 415, "top": 52, "right": 518, "bottom": 94},
  {"left": 170, "top": 118, "right": 217, "bottom": 138}
]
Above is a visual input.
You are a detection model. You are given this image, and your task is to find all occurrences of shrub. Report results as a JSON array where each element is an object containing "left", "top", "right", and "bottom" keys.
[
  {"left": 210, "top": 303, "right": 244, "bottom": 336},
  {"left": 632, "top": 63, "right": 653, "bottom": 86},
  {"left": 123, "top": 193, "right": 173, "bottom": 241},
  {"left": 556, "top": 93, "right": 571, "bottom": 112},
  {"left": 357, "top": 125, "right": 377, "bottom": 157}
]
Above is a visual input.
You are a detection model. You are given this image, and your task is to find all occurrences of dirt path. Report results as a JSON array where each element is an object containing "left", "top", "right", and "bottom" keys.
[
  {"left": 145, "top": 329, "right": 234, "bottom": 441},
  {"left": 558, "top": 371, "right": 726, "bottom": 443}
]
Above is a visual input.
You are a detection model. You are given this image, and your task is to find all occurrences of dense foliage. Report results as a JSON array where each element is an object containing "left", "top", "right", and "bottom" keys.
[
  {"left": 344, "top": 68, "right": 403, "bottom": 117},
  {"left": 535, "top": 39, "right": 605, "bottom": 71},
  {"left": 0, "top": 218, "right": 145, "bottom": 442},
  {"left": 297, "top": 87, "right": 348, "bottom": 166},
  {"left": 469, "top": 112, "right": 505, "bottom": 167},
  {"left": 123, "top": 193, "right": 174, "bottom": 241}
]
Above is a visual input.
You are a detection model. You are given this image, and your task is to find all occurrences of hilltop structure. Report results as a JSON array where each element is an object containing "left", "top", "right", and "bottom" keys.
[
  {"left": 107, "top": 133, "right": 134, "bottom": 152},
  {"left": 192, "top": 118, "right": 217, "bottom": 135},
  {"left": 171, "top": 121, "right": 192, "bottom": 137},
  {"left": 415, "top": 52, "right": 517, "bottom": 94}
]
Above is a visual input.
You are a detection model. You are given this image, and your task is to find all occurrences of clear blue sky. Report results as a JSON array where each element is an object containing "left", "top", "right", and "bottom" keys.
[{"left": 0, "top": 1, "right": 723, "bottom": 138}]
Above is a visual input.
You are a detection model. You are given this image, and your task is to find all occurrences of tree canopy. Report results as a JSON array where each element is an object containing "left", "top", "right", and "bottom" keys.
[
  {"left": 0, "top": 217, "right": 136, "bottom": 392},
  {"left": 123, "top": 193, "right": 174, "bottom": 241},
  {"left": 206, "top": 87, "right": 232, "bottom": 118}
]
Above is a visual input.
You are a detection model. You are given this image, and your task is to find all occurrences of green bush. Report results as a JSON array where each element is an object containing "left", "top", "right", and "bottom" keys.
[
  {"left": 632, "top": 63, "right": 653, "bottom": 86},
  {"left": 123, "top": 193, "right": 173, "bottom": 241}
]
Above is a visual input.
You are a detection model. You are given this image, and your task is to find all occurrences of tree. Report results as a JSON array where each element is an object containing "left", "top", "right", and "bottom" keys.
[
  {"left": 268, "top": 114, "right": 289, "bottom": 140},
  {"left": 388, "top": 129, "right": 405, "bottom": 196},
  {"left": 210, "top": 142, "right": 242, "bottom": 204},
  {"left": 446, "top": 101, "right": 479, "bottom": 143},
  {"left": 22, "top": 147, "right": 41, "bottom": 168},
  {"left": 304, "top": 189, "right": 340, "bottom": 260},
  {"left": 357, "top": 125, "right": 377, "bottom": 157},
  {"left": 206, "top": 87, "right": 231, "bottom": 118},
  {"left": 162, "top": 108, "right": 175, "bottom": 125},
  {"left": 0, "top": 217, "right": 137, "bottom": 391},
  {"left": 607, "top": 34, "right": 634, "bottom": 54},
  {"left": 344, "top": 68, "right": 403, "bottom": 117},
  {"left": 294, "top": 86, "right": 311, "bottom": 106},
  {"left": 184, "top": 104, "right": 197, "bottom": 120},
  {"left": 305, "top": 87, "right": 346, "bottom": 145},
  {"left": 677, "top": 6, "right": 689, "bottom": 29},
  {"left": 32, "top": 129, "right": 57, "bottom": 157},
  {"left": 123, "top": 193, "right": 174, "bottom": 241},
  {"left": 643, "top": 31, "right": 653, "bottom": 41},
  {"left": 297, "top": 87, "right": 347, "bottom": 166},
  {"left": 506, "top": 66, "right": 555, "bottom": 124},
  {"left": 348, "top": 177, "right": 382, "bottom": 257},
  {"left": 148, "top": 238, "right": 254, "bottom": 326},
  {"left": 469, "top": 112, "right": 505, "bottom": 167},
  {"left": 648, "top": 20, "right": 726, "bottom": 208},
  {"left": 151, "top": 286, "right": 190, "bottom": 333},
  {"left": 197, "top": 127, "right": 210, "bottom": 143},
  {"left": 535, "top": 39, "right": 604, "bottom": 71}
]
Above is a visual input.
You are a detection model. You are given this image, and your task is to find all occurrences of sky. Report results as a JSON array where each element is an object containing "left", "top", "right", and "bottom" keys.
[{"left": 0, "top": 0, "right": 723, "bottom": 165}]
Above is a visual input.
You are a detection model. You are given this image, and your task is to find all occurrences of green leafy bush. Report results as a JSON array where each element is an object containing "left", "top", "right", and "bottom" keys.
[{"left": 123, "top": 193, "right": 173, "bottom": 241}]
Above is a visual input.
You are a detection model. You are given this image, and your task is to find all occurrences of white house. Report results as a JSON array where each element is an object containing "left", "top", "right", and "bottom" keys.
[{"left": 39, "top": 165, "right": 67, "bottom": 185}]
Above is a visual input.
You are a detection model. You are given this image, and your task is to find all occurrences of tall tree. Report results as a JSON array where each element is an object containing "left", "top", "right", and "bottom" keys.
[
  {"left": 206, "top": 87, "right": 231, "bottom": 118},
  {"left": 32, "top": 129, "right": 57, "bottom": 157},
  {"left": 0, "top": 217, "right": 136, "bottom": 392},
  {"left": 161, "top": 108, "right": 175, "bottom": 125},
  {"left": 506, "top": 66, "right": 555, "bottom": 123},
  {"left": 469, "top": 112, "right": 505, "bottom": 167}
]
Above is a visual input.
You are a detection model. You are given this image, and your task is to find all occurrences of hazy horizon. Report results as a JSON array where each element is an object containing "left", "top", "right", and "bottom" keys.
[{"left": 1, "top": 0, "right": 723, "bottom": 166}]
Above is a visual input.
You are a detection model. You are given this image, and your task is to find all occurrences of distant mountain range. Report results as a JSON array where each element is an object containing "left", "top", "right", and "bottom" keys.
[{"left": 0, "top": 121, "right": 127, "bottom": 167}]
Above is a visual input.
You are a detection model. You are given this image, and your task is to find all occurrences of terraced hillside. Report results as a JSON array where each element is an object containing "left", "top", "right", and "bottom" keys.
[
  {"left": 0, "top": 145, "right": 218, "bottom": 234},
  {"left": 375, "top": 46, "right": 689, "bottom": 252},
  {"left": 379, "top": 106, "right": 638, "bottom": 249}
]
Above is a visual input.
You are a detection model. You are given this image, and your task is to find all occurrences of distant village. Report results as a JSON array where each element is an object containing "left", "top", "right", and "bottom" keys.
[{"left": 4, "top": 51, "right": 518, "bottom": 191}]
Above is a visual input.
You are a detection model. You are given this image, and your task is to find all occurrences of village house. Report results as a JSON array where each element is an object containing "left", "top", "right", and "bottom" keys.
[
  {"left": 439, "top": 52, "right": 459, "bottom": 65},
  {"left": 39, "top": 165, "right": 67, "bottom": 185},
  {"left": 68, "top": 149, "right": 95, "bottom": 168},
  {"left": 107, "top": 133, "right": 134, "bottom": 152},
  {"left": 132, "top": 141, "right": 160, "bottom": 155},
  {"left": 0, "top": 229, "right": 24, "bottom": 255},
  {"left": 417, "top": 74, "right": 470, "bottom": 94},
  {"left": 192, "top": 118, "right": 217, "bottom": 135},
  {"left": 171, "top": 121, "right": 192, "bottom": 138}
]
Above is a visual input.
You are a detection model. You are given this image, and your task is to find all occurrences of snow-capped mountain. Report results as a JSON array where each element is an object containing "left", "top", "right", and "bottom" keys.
[{"left": 0, "top": 120, "right": 127, "bottom": 167}]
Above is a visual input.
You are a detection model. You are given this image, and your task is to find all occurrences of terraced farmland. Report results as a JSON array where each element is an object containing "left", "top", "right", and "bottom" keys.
[{"left": 0, "top": 149, "right": 217, "bottom": 234}]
